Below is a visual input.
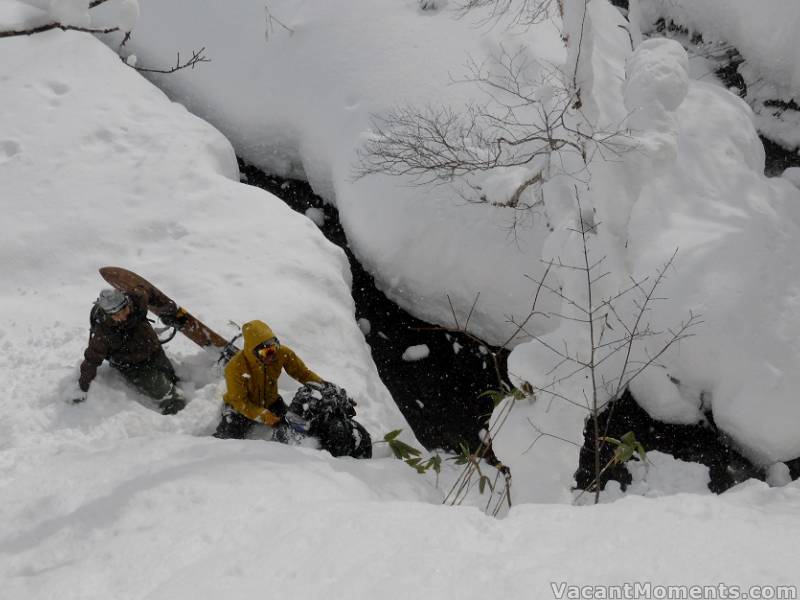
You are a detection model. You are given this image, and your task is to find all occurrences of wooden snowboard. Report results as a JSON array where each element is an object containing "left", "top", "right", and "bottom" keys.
[{"left": 99, "top": 266, "right": 239, "bottom": 363}]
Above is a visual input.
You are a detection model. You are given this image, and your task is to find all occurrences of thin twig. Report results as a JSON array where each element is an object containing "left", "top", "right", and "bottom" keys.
[
  {"left": 133, "top": 47, "right": 210, "bottom": 74},
  {"left": 0, "top": 23, "right": 119, "bottom": 38}
]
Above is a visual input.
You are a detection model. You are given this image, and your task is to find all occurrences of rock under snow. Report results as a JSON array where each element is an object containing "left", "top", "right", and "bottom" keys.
[{"left": 402, "top": 344, "right": 430, "bottom": 362}]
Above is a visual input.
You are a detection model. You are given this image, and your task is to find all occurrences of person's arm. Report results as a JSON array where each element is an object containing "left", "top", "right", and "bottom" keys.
[
  {"left": 131, "top": 284, "right": 179, "bottom": 322},
  {"left": 78, "top": 329, "right": 110, "bottom": 393},
  {"left": 223, "top": 359, "right": 283, "bottom": 427},
  {"left": 282, "top": 347, "right": 323, "bottom": 384}
]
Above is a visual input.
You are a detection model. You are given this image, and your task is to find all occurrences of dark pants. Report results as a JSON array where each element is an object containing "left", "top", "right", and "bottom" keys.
[
  {"left": 213, "top": 398, "right": 287, "bottom": 440},
  {"left": 112, "top": 349, "right": 185, "bottom": 414},
  {"left": 213, "top": 405, "right": 257, "bottom": 439}
]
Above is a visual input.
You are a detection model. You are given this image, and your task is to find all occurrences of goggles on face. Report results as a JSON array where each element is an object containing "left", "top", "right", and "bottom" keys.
[{"left": 254, "top": 338, "right": 280, "bottom": 360}]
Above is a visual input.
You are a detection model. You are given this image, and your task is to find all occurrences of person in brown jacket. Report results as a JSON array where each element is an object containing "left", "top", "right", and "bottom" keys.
[
  {"left": 214, "top": 319, "right": 322, "bottom": 439},
  {"left": 74, "top": 286, "right": 186, "bottom": 415}
]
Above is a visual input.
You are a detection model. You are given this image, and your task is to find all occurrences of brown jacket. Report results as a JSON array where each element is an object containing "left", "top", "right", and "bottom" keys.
[
  {"left": 79, "top": 285, "right": 176, "bottom": 392},
  {"left": 223, "top": 320, "right": 322, "bottom": 426}
]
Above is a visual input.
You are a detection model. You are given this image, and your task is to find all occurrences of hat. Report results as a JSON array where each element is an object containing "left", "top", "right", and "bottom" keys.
[{"left": 96, "top": 288, "right": 129, "bottom": 314}]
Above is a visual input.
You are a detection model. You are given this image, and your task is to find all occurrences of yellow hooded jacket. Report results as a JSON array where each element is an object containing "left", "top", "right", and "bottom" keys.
[{"left": 223, "top": 320, "right": 322, "bottom": 426}]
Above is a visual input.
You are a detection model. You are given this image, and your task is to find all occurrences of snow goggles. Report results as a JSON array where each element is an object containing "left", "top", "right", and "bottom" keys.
[{"left": 254, "top": 338, "right": 280, "bottom": 360}]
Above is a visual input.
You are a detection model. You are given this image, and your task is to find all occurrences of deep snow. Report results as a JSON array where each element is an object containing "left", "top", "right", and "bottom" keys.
[
  {"left": 85, "top": 0, "right": 800, "bottom": 502},
  {"left": 5, "top": 436, "right": 800, "bottom": 600},
  {"left": 0, "top": 15, "right": 411, "bottom": 450},
  {"left": 3, "top": 2, "right": 800, "bottom": 597},
  {"left": 638, "top": 0, "right": 800, "bottom": 150}
]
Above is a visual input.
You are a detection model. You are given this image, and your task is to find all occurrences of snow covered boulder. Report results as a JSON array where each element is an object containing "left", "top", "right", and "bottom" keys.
[
  {"left": 624, "top": 38, "right": 690, "bottom": 168},
  {"left": 625, "top": 38, "right": 690, "bottom": 112}
]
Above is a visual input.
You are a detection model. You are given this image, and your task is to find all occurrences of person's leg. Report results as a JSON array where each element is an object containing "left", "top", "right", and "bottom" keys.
[
  {"left": 149, "top": 349, "right": 186, "bottom": 415},
  {"left": 114, "top": 350, "right": 186, "bottom": 414},
  {"left": 213, "top": 404, "right": 255, "bottom": 439}
]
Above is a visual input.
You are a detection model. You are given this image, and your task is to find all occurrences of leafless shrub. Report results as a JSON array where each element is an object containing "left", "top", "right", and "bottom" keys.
[{"left": 0, "top": 0, "right": 209, "bottom": 76}]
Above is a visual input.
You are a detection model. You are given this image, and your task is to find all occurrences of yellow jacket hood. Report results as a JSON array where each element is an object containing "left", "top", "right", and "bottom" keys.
[
  {"left": 241, "top": 320, "right": 277, "bottom": 366},
  {"left": 222, "top": 320, "right": 323, "bottom": 426}
]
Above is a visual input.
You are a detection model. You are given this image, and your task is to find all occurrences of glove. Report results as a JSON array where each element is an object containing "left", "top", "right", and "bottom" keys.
[
  {"left": 284, "top": 410, "right": 310, "bottom": 434},
  {"left": 159, "top": 396, "right": 187, "bottom": 415},
  {"left": 71, "top": 395, "right": 86, "bottom": 405},
  {"left": 160, "top": 306, "right": 187, "bottom": 328}
]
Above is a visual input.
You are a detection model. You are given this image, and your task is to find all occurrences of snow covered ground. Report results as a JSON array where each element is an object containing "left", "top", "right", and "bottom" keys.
[
  {"left": 3, "top": 2, "right": 800, "bottom": 597},
  {"left": 5, "top": 434, "right": 800, "bottom": 600}
]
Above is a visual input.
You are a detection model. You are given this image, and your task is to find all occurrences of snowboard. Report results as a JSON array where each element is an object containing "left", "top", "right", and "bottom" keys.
[{"left": 99, "top": 266, "right": 239, "bottom": 364}]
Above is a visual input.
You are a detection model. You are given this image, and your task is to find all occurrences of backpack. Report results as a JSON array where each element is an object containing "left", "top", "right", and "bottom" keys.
[{"left": 281, "top": 381, "right": 372, "bottom": 459}]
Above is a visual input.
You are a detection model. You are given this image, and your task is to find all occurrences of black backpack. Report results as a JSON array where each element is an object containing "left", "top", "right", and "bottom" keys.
[{"left": 282, "top": 381, "right": 372, "bottom": 459}]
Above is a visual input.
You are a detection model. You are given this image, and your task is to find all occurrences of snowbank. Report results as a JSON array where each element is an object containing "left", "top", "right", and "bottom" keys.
[
  {"left": 637, "top": 0, "right": 800, "bottom": 101},
  {"left": 3, "top": 434, "right": 800, "bottom": 599},
  {"left": 496, "top": 2, "right": 800, "bottom": 501},
  {"left": 0, "top": 24, "right": 411, "bottom": 451},
  {"left": 637, "top": 0, "right": 800, "bottom": 149}
]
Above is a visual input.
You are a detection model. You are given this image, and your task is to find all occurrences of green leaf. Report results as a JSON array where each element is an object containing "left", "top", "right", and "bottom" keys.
[
  {"left": 397, "top": 441, "right": 421, "bottom": 457},
  {"left": 387, "top": 437, "right": 422, "bottom": 460},
  {"left": 478, "top": 388, "right": 514, "bottom": 407},
  {"left": 384, "top": 429, "right": 402, "bottom": 442},
  {"left": 428, "top": 455, "right": 442, "bottom": 474},
  {"left": 600, "top": 436, "right": 621, "bottom": 447},
  {"left": 635, "top": 442, "right": 647, "bottom": 464},
  {"left": 606, "top": 432, "right": 647, "bottom": 466},
  {"left": 615, "top": 445, "right": 634, "bottom": 464},
  {"left": 510, "top": 387, "right": 526, "bottom": 401}
]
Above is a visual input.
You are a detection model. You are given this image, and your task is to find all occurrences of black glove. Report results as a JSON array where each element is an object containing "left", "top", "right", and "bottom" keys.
[
  {"left": 160, "top": 306, "right": 186, "bottom": 329},
  {"left": 159, "top": 396, "right": 186, "bottom": 415}
]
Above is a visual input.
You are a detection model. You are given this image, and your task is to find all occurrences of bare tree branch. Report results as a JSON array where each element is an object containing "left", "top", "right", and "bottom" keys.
[
  {"left": 133, "top": 47, "right": 210, "bottom": 74},
  {"left": 455, "top": 0, "right": 557, "bottom": 29},
  {"left": 0, "top": 22, "right": 119, "bottom": 38}
]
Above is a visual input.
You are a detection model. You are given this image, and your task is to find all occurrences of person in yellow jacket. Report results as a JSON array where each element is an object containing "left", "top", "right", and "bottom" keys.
[{"left": 214, "top": 319, "right": 323, "bottom": 439}]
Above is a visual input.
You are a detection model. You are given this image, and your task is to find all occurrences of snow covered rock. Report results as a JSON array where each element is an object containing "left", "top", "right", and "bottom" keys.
[
  {"left": 766, "top": 462, "right": 792, "bottom": 488},
  {"left": 625, "top": 38, "right": 689, "bottom": 112},
  {"left": 401, "top": 344, "right": 430, "bottom": 362}
]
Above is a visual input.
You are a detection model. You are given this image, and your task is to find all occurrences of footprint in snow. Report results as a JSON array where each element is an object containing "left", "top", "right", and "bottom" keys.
[{"left": 0, "top": 140, "right": 21, "bottom": 164}]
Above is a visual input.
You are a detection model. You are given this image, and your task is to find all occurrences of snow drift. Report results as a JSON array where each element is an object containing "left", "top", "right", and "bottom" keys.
[{"left": 3, "top": 3, "right": 800, "bottom": 597}]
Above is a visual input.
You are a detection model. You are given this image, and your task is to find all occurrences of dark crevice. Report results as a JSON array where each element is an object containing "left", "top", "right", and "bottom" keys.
[
  {"left": 237, "top": 158, "right": 509, "bottom": 452},
  {"left": 714, "top": 54, "right": 746, "bottom": 98},
  {"left": 760, "top": 136, "right": 800, "bottom": 177},
  {"left": 574, "top": 390, "right": 765, "bottom": 494}
]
